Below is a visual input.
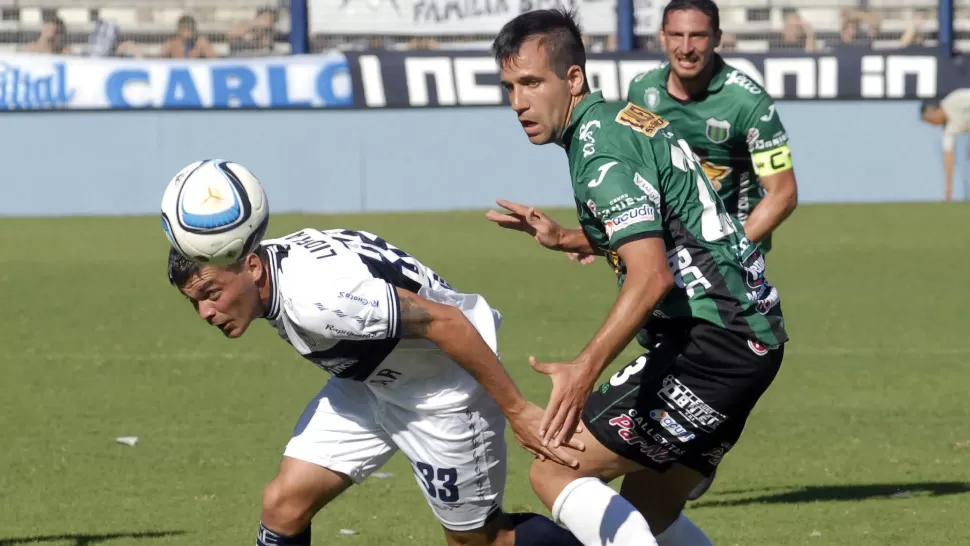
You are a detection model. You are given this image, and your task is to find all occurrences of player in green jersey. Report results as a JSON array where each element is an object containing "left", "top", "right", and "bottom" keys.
[
  {"left": 569, "top": 0, "right": 798, "bottom": 262},
  {"left": 486, "top": 9, "right": 788, "bottom": 546},
  {"left": 568, "top": 0, "right": 801, "bottom": 501}
]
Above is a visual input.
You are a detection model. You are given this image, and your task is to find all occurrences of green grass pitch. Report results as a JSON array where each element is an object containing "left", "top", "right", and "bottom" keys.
[{"left": 1, "top": 203, "right": 968, "bottom": 545}]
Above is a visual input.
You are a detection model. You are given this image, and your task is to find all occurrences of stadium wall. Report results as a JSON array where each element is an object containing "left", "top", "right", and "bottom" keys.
[{"left": 0, "top": 101, "right": 962, "bottom": 217}]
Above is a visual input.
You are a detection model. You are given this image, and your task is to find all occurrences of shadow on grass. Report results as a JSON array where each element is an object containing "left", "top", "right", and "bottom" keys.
[
  {"left": 0, "top": 531, "right": 185, "bottom": 546},
  {"left": 694, "top": 482, "right": 970, "bottom": 507}
]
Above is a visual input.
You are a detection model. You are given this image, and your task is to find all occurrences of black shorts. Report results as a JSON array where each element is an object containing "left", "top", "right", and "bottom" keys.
[{"left": 583, "top": 319, "right": 784, "bottom": 477}]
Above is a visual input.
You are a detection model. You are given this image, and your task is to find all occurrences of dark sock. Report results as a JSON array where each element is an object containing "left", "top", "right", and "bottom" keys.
[
  {"left": 509, "top": 512, "right": 583, "bottom": 546},
  {"left": 256, "top": 522, "right": 311, "bottom": 546}
]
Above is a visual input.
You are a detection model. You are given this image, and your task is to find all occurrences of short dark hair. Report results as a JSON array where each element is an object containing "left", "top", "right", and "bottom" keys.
[
  {"left": 491, "top": 8, "right": 586, "bottom": 79},
  {"left": 920, "top": 98, "right": 941, "bottom": 116},
  {"left": 662, "top": 0, "right": 721, "bottom": 33},
  {"left": 166, "top": 245, "right": 268, "bottom": 288}
]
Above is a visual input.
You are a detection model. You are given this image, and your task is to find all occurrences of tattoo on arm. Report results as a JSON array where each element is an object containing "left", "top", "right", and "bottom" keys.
[{"left": 398, "top": 291, "right": 433, "bottom": 338}]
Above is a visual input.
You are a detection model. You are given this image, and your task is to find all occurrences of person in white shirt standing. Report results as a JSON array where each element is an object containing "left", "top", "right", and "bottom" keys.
[
  {"left": 166, "top": 227, "right": 586, "bottom": 546},
  {"left": 920, "top": 89, "right": 970, "bottom": 201}
]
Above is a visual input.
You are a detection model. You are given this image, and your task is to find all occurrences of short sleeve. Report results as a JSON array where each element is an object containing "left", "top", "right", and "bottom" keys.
[
  {"left": 286, "top": 276, "right": 401, "bottom": 340},
  {"left": 578, "top": 156, "right": 663, "bottom": 251},
  {"left": 743, "top": 96, "right": 794, "bottom": 176}
]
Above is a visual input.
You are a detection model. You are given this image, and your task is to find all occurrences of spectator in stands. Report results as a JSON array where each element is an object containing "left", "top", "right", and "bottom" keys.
[
  {"left": 407, "top": 37, "right": 439, "bottom": 49},
  {"left": 839, "top": 8, "right": 880, "bottom": 48},
  {"left": 921, "top": 90, "right": 970, "bottom": 201},
  {"left": 24, "top": 14, "right": 71, "bottom": 54},
  {"left": 770, "top": 7, "right": 815, "bottom": 52},
  {"left": 228, "top": 7, "right": 278, "bottom": 56},
  {"left": 159, "top": 15, "right": 218, "bottom": 59},
  {"left": 900, "top": 10, "right": 929, "bottom": 49},
  {"left": 86, "top": 19, "right": 142, "bottom": 58}
]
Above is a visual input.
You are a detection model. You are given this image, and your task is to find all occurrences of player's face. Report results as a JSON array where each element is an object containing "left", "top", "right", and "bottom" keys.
[
  {"left": 661, "top": 9, "right": 720, "bottom": 81},
  {"left": 500, "top": 38, "right": 585, "bottom": 145},
  {"left": 922, "top": 107, "right": 946, "bottom": 126},
  {"left": 179, "top": 261, "right": 263, "bottom": 339}
]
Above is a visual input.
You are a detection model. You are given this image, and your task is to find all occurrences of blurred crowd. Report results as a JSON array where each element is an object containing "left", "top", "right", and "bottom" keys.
[{"left": 0, "top": 2, "right": 958, "bottom": 58}]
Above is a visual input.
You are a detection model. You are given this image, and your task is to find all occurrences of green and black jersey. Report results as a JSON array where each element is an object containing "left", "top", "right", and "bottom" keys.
[
  {"left": 564, "top": 91, "right": 787, "bottom": 347},
  {"left": 626, "top": 55, "right": 794, "bottom": 252}
]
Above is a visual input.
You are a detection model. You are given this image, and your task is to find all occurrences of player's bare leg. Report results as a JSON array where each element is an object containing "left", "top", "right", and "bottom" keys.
[
  {"left": 528, "top": 428, "right": 658, "bottom": 546},
  {"left": 441, "top": 514, "right": 513, "bottom": 546},
  {"left": 619, "top": 467, "right": 713, "bottom": 545},
  {"left": 258, "top": 456, "right": 353, "bottom": 545}
]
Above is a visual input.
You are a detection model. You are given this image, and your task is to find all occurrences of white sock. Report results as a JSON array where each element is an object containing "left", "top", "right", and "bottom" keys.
[
  {"left": 656, "top": 513, "right": 713, "bottom": 546},
  {"left": 552, "top": 477, "right": 658, "bottom": 546}
]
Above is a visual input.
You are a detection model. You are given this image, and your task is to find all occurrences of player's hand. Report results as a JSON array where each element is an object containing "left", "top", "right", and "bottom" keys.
[
  {"left": 567, "top": 252, "right": 597, "bottom": 265},
  {"left": 530, "top": 357, "right": 598, "bottom": 449},
  {"left": 485, "top": 199, "right": 564, "bottom": 250},
  {"left": 508, "top": 402, "right": 585, "bottom": 468}
]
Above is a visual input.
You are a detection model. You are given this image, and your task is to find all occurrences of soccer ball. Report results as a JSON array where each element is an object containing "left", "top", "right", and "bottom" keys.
[{"left": 160, "top": 159, "right": 269, "bottom": 264}]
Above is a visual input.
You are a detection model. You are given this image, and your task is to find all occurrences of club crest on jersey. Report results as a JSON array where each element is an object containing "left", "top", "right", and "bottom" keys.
[
  {"left": 644, "top": 87, "right": 660, "bottom": 110},
  {"left": 586, "top": 199, "right": 597, "bottom": 216},
  {"left": 706, "top": 118, "right": 731, "bottom": 144}
]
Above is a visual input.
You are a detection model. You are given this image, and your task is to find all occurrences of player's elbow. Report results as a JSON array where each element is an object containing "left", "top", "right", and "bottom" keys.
[{"left": 627, "top": 262, "right": 675, "bottom": 295}]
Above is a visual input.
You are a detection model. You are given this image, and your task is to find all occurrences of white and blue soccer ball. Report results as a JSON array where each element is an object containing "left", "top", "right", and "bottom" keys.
[{"left": 160, "top": 159, "right": 269, "bottom": 264}]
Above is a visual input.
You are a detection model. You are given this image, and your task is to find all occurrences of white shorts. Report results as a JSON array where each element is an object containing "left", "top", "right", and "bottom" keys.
[{"left": 283, "top": 377, "right": 508, "bottom": 532}]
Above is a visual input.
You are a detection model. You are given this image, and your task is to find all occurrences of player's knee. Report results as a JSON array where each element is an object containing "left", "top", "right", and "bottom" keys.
[{"left": 261, "top": 478, "right": 313, "bottom": 534}]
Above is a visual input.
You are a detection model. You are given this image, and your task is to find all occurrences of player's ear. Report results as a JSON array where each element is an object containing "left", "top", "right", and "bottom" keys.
[
  {"left": 243, "top": 252, "right": 263, "bottom": 282},
  {"left": 566, "top": 64, "right": 586, "bottom": 96}
]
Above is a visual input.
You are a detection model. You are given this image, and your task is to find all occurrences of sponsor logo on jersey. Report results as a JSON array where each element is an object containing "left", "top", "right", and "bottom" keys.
[
  {"left": 749, "top": 130, "right": 790, "bottom": 151},
  {"left": 706, "top": 118, "right": 732, "bottom": 144},
  {"left": 605, "top": 204, "right": 655, "bottom": 238},
  {"left": 616, "top": 102, "right": 669, "bottom": 137},
  {"left": 747, "top": 340, "right": 769, "bottom": 356},
  {"left": 747, "top": 128, "right": 760, "bottom": 147},
  {"left": 633, "top": 172, "right": 661, "bottom": 206},
  {"left": 760, "top": 104, "right": 777, "bottom": 122},
  {"left": 339, "top": 291, "right": 380, "bottom": 307},
  {"left": 579, "top": 119, "right": 600, "bottom": 158},
  {"left": 608, "top": 413, "right": 679, "bottom": 464},
  {"left": 658, "top": 375, "right": 727, "bottom": 433},
  {"left": 587, "top": 161, "right": 618, "bottom": 188},
  {"left": 325, "top": 323, "right": 379, "bottom": 339},
  {"left": 649, "top": 409, "right": 696, "bottom": 442},
  {"left": 644, "top": 87, "right": 660, "bottom": 110},
  {"left": 725, "top": 69, "right": 762, "bottom": 95}
]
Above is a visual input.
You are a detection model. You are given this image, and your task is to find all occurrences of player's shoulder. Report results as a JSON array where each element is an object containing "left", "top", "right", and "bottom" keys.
[
  {"left": 717, "top": 61, "right": 772, "bottom": 104},
  {"left": 262, "top": 228, "right": 369, "bottom": 282},
  {"left": 628, "top": 62, "right": 668, "bottom": 92}
]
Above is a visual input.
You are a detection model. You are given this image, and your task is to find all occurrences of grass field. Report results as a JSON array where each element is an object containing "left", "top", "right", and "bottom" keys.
[{"left": 1, "top": 203, "right": 969, "bottom": 546}]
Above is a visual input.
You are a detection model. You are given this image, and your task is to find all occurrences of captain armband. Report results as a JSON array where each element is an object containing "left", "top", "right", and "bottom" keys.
[{"left": 752, "top": 145, "right": 793, "bottom": 176}]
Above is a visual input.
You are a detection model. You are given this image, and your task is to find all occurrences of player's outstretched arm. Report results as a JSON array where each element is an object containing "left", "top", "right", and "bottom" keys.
[
  {"left": 533, "top": 237, "right": 674, "bottom": 448},
  {"left": 395, "top": 287, "right": 585, "bottom": 467},
  {"left": 486, "top": 199, "right": 603, "bottom": 255}
]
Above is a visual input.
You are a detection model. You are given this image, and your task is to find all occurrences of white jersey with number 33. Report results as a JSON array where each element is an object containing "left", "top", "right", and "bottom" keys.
[{"left": 259, "top": 228, "right": 502, "bottom": 412}]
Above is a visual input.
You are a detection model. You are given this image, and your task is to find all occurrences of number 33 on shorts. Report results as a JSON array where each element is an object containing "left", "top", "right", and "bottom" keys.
[{"left": 415, "top": 462, "right": 460, "bottom": 502}]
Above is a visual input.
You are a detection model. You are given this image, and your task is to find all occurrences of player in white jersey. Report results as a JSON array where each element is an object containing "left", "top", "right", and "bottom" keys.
[
  {"left": 921, "top": 88, "right": 970, "bottom": 201},
  {"left": 166, "top": 227, "right": 585, "bottom": 546}
]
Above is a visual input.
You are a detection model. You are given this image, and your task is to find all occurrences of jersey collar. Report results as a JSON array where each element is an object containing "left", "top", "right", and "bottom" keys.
[
  {"left": 660, "top": 54, "right": 728, "bottom": 95},
  {"left": 562, "top": 91, "right": 605, "bottom": 146},
  {"left": 262, "top": 245, "right": 284, "bottom": 321}
]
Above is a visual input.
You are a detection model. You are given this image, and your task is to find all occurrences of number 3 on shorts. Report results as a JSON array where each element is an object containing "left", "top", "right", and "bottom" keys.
[
  {"left": 416, "top": 462, "right": 460, "bottom": 502},
  {"left": 610, "top": 355, "right": 648, "bottom": 387}
]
